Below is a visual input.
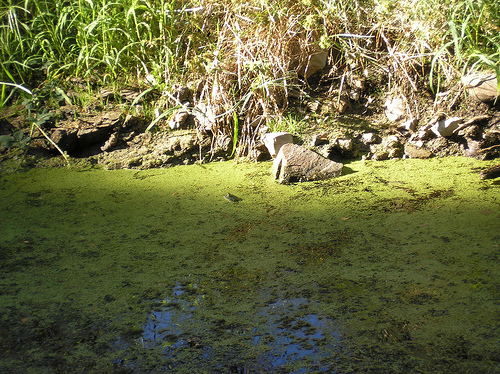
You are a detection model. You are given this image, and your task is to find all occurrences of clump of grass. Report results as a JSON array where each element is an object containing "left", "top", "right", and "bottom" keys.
[{"left": 267, "top": 113, "right": 309, "bottom": 137}]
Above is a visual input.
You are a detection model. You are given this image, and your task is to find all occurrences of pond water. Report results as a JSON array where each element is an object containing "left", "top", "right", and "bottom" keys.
[{"left": 0, "top": 157, "right": 499, "bottom": 373}]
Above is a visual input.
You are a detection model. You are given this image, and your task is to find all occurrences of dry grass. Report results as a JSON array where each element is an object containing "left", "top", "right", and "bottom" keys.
[{"left": 1, "top": 0, "right": 498, "bottom": 157}]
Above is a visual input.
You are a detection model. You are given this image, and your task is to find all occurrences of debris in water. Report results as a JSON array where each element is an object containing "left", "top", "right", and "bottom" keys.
[{"left": 224, "top": 193, "right": 241, "bottom": 202}]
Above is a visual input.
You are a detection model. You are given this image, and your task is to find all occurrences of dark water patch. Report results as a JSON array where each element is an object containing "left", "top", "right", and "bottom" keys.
[
  {"left": 0, "top": 303, "right": 113, "bottom": 373},
  {"left": 134, "top": 281, "right": 342, "bottom": 373},
  {"left": 376, "top": 188, "right": 456, "bottom": 213},
  {"left": 285, "top": 234, "right": 347, "bottom": 266}
]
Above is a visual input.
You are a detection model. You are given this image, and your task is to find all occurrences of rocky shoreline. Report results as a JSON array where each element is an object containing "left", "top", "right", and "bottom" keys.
[{"left": 1, "top": 73, "right": 499, "bottom": 173}]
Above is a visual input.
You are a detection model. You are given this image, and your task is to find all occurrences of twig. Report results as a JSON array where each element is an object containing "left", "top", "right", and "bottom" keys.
[
  {"left": 478, "top": 144, "right": 500, "bottom": 155},
  {"left": 33, "top": 123, "right": 71, "bottom": 167}
]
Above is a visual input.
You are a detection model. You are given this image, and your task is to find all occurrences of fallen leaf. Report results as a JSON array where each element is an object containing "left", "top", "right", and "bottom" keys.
[{"left": 341, "top": 217, "right": 350, "bottom": 220}]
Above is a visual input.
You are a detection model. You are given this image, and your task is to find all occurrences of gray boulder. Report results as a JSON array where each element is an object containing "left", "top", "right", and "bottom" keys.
[
  {"left": 262, "top": 132, "right": 293, "bottom": 157},
  {"left": 272, "top": 143, "right": 343, "bottom": 184}
]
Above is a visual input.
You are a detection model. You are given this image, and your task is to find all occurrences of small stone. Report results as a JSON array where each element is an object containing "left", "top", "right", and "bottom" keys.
[
  {"left": 431, "top": 117, "right": 463, "bottom": 137},
  {"left": 370, "top": 135, "right": 402, "bottom": 160},
  {"left": 384, "top": 97, "right": 406, "bottom": 122},
  {"left": 399, "top": 118, "right": 418, "bottom": 131},
  {"left": 300, "top": 51, "right": 328, "bottom": 79},
  {"left": 361, "top": 133, "right": 379, "bottom": 144},
  {"left": 262, "top": 132, "right": 293, "bottom": 158},
  {"left": 462, "top": 72, "right": 499, "bottom": 102},
  {"left": 383, "top": 135, "right": 400, "bottom": 148},
  {"left": 404, "top": 143, "right": 432, "bottom": 159},
  {"left": 336, "top": 95, "right": 350, "bottom": 114},
  {"left": 334, "top": 138, "right": 353, "bottom": 152},
  {"left": 371, "top": 151, "right": 389, "bottom": 161},
  {"left": 311, "top": 133, "right": 329, "bottom": 146}
]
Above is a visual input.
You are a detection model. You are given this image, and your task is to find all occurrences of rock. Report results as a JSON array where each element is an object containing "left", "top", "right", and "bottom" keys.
[
  {"left": 404, "top": 142, "right": 432, "bottom": 159},
  {"left": 311, "top": 133, "right": 329, "bottom": 146},
  {"left": 462, "top": 72, "right": 499, "bottom": 102},
  {"left": 101, "top": 132, "right": 119, "bottom": 152},
  {"left": 425, "top": 137, "right": 452, "bottom": 157},
  {"left": 45, "top": 110, "right": 124, "bottom": 155},
  {"left": 384, "top": 97, "right": 406, "bottom": 122},
  {"left": 328, "top": 137, "right": 356, "bottom": 159},
  {"left": 371, "top": 151, "right": 389, "bottom": 161},
  {"left": 169, "top": 108, "right": 191, "bottom": 129},
  {"left": 262, "top": 132, "right": 293, "bottom": 158},
  {"left": 252, "top": 142, "right": 272, "bottom": 161},
  {"left": 161, "top": 131, "right": 197, "bottom": 156},
  {"left": 431, "top": 117, "right": 463, "bottom": 137},
  {"left": 399, "top": 118, "right": 418, "bottom": 131},
  {"left": 50, "top": 128, "right": 78, "bottom": 151},
  {"left": 272, "top": 143, "right": 343, "bottom": 184},
  {"left": 413, "top": 120, "right": 435, "bottom": 140},
  {"left": 360, "top": 133, "right": 379, "bottom": 145},
  {"left": 480, "top": 164, "right": 500, "bottom": 179},
  {"left": 300, "top": 51, "right": 328, "bottom": 79},
  {"left": 334, "top": 138, "right": 353, "bottom": 152},
  {"left": 370, "top": 135, "right": 402, "bottom": 160}
]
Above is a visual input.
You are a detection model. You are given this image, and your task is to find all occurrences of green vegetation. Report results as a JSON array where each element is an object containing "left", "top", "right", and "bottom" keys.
[
  {"left": 0, "top": 157, "right": 498, "bottom": 372},
  {"left": 1, "top": 0, "right": 499, "bottom": 152}
]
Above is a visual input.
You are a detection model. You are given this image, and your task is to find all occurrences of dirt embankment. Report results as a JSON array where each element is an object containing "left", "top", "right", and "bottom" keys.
[{"left": 0, "top": 73, "right": 499, "bottom": 172}]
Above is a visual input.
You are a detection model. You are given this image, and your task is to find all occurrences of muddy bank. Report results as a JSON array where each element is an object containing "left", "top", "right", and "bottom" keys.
[
  {"left": 0, "top": 158, "right": 499, "bottom": 373},
  {"left": 1, "top": 76, "right": 499, "bottom": 172}
]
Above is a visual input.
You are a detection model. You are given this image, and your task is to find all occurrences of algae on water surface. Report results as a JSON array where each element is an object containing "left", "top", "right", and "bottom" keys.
[{"left": 0, "top": 157, "right": 498, "bottom": 373}]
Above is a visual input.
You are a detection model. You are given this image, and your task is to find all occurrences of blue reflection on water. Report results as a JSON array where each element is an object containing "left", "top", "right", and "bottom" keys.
[
  {"left": 142, "top": 283, "right": 341, "bottom": 372},
  {"left": 251, "top": 298, "right": 340, "bottom": 372}
]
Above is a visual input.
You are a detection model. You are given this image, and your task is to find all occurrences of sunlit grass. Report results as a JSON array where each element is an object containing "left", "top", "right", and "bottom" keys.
[{"left": 0, "top": 0, "right": 498, "bottom": 154}]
